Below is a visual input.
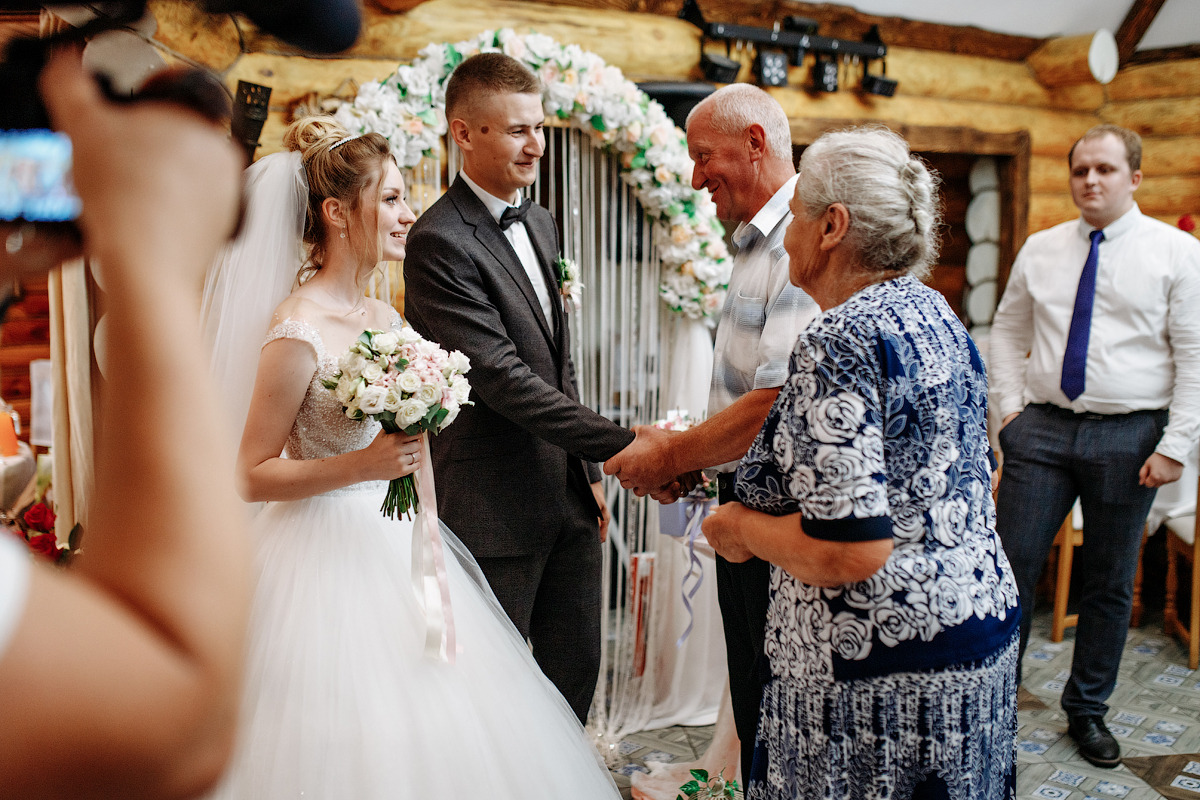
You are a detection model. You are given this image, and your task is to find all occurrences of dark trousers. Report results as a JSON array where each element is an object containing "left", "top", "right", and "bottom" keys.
[
  {"left": 473, "top": 486, "right": 602, "bottom": 724},
  {"left": 716, "top": 473, "right": 772, "bottom": 781},
  {"left": 996, "top": 403, "right": 1164, "bottom": 718}
]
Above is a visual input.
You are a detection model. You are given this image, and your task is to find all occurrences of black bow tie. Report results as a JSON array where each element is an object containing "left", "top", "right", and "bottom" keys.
[{"left": 499, "top": 199, "right": 532, "bottom": 231}]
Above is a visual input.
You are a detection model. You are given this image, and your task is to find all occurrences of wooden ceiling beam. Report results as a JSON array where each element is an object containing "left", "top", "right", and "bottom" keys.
[
  {"left": 455, "top": 0, "right": 1045, "bottom": 61},
  {"left": 1115, "top": 0, "right": 1167, "bottom": 65}
]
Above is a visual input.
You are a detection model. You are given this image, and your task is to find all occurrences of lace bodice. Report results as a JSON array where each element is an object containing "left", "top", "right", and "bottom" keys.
[{"left": 262, "top": 313, "right": 402, "bottom": 496}]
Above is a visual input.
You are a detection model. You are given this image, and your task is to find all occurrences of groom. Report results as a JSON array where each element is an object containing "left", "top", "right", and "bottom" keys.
[{"left": 403, "top": 53, "right": 634, "bottom": 723}]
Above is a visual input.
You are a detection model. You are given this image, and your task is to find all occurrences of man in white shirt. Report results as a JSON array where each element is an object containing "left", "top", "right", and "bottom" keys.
[
  {"left": 991, "top": 124, "right": 1200, "bottom": 768},
  {"left": 605, "top": 84, "right": 817, "bottom": 779}
]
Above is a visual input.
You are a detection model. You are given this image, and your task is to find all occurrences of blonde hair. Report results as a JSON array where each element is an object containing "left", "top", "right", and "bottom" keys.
[{"left": 283, "top": 115, "right": 395, "bottom": 281}]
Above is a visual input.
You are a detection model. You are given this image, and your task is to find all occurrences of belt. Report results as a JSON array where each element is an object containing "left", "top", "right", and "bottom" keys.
[{"left": 1031, "top": 402, "right": 1166, "bottom": 422}]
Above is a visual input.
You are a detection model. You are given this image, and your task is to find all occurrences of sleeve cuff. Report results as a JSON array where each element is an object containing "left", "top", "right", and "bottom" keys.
[{"left": 802, "top": 514, "right": 893, "bottom": 542}]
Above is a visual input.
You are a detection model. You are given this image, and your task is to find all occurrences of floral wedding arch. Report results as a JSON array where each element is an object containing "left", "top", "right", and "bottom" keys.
[{"left": 333, "top": 28, "right": 731, "bottom": 326}]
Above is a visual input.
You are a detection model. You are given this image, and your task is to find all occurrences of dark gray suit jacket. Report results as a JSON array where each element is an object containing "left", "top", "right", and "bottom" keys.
[{"left": 403, "top": 178, "right": 633, "bottom": 558}]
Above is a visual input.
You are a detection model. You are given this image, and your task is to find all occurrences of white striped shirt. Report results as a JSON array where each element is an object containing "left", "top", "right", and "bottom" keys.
[{"left": 709, "top": 174, "right": 818, "bottom": 470}]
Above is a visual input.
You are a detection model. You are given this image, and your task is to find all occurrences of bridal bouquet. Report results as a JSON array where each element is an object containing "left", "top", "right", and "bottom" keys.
[{"left": 323, "top": 327, "right": 472, "bottom": 519}]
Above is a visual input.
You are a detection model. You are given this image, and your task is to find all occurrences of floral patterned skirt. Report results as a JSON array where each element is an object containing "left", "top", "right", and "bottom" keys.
[{"left": 749, "top": 632, "right": 1018, "bottom": 800}]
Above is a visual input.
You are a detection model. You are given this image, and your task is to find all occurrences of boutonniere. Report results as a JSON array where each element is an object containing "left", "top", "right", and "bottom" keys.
[{"left": 555, "top": 256, "right": 584, "bottom": 313}]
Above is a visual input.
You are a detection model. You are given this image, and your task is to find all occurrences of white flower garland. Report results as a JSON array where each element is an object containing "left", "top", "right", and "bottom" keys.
[{"left": 333, "top": 28, "right": 731, "bottom": 325}]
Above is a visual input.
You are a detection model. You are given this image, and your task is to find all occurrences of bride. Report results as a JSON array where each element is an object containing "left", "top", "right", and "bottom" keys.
[{"left": 200, "top": 115, "right": 620, "bottom": 798}]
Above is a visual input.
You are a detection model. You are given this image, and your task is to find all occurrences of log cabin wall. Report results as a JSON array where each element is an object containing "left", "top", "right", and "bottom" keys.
[{"left": 139, "top": 0, "right": 1197, "bottom": 244}]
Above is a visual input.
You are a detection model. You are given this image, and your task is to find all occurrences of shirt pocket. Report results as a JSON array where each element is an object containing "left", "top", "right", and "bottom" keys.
[{"left": 732, "top": 291, "right": 766, "bottom": 329}]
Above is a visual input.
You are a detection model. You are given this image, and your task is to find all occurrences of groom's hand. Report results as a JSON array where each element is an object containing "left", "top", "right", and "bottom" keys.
[{"left": 604, "top": 425, "right": 678, "bottom": 496}]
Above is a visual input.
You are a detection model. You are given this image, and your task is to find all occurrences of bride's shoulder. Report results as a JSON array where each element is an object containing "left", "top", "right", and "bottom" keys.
[
  {"left": 364, "top": 297, "right": 401, "bottom": 329},
  {"left": 263, "top": 296, "right": 326, "bottom": 354}
]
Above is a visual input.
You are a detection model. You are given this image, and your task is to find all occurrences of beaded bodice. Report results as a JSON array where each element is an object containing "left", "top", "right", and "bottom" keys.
[{"left": 262, "top": 314, "right": 401, "bottom": 496}]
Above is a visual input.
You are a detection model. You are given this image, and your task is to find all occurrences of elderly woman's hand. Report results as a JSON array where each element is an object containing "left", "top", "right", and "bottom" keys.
[{"left": 703, "top": 501, "right": 756, "bottom": 563}]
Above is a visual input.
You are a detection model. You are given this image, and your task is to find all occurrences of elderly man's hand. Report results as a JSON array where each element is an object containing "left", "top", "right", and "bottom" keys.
[
  {"left": 702, "top": 501, "right": 755, "bottom": 563},
  {"left": 604, "top": 425, "right": 679, "bottom": 496}
]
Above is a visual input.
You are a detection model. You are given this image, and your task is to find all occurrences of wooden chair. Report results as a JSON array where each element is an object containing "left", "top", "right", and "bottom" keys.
[
  {"left": 1049, "top": 505, "right": 1083, "bottom": 642},
  {"left": 1164, "top": 475, "right": 1200, "bottom": 669}
]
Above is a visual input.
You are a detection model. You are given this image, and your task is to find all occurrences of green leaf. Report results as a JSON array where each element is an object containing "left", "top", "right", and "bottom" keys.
[
  {"left": 446, "top": 46, "right": 463, "bottom": 70},
  {"left": 690, "top": 769, "right": 710, "bottom": 783},
  {"left": 631, "top": 152, "right": 646, "bottom": 169},
  {"left": 417, "top": 108, "right": 437, "bottom": 126},
  {"left": 67, "top": 523, "right": 83, "bottom": 550},
  {"left": 590, "top": 114, "right": 607, "bottom": 133}
]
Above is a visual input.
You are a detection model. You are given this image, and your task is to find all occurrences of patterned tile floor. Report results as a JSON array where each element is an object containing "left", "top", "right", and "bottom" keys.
[{"left": 609, "top": 602, "right": 1200, "bottom": 799}]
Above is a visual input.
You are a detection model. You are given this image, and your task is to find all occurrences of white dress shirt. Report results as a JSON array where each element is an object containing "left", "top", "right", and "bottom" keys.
[
  {"left": 0, "top": 534, "right": 30, "bottom": 660},
  {"left": 459, "top": 171, "right": 555, "bottom": 332},
  {"left": 990, "top": 204, "right": 1200, "bottom": 463},
  {"left": 709, "top": 174, "right": 818, "bottom": 470}
]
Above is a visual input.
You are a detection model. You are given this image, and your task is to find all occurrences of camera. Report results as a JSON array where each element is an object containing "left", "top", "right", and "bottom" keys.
[{"left": 0, "top": 0, "right": 362, "bottom": 227}]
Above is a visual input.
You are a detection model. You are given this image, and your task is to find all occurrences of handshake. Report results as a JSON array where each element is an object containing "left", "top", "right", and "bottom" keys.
[{"left": 603, "top": 423, "right": 708, "bottom": 504}]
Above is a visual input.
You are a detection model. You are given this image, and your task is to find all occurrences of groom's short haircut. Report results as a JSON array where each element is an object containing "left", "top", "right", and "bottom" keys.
[{"left": 445, "top": 53, "right": 541, "bottom": 122}]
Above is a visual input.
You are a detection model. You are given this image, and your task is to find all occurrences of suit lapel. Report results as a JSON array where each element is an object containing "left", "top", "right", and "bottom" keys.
[{"left": 448, "top": 180, "right": 557, "bottom": 349}]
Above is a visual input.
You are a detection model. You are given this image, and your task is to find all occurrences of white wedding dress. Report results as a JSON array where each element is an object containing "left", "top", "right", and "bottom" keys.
[{"left": 203, "top": 315, "right": 620, "bottom": 799}]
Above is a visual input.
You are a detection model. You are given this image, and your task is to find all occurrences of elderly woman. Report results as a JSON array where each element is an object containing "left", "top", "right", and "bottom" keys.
[{"left": 703, "top": 127, "right": 1020, "bottom": 800}]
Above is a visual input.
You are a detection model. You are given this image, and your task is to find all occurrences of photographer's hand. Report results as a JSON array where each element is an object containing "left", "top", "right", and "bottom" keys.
[
  {"left": 0, "top": 47, "right": 250, "bottom": 799},
  {"left": 40, "top": 47, "right": 242, "bottom": 277}
]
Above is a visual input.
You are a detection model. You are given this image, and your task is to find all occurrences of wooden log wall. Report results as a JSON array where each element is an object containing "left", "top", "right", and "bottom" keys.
[{"left": 114, "top": 0, "right": 1200, "bottom": 243}]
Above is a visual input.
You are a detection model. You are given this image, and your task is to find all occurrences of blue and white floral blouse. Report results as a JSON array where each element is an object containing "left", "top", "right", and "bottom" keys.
[{"left": 736, "top": 275, "right": 1019, "bottom": 685}]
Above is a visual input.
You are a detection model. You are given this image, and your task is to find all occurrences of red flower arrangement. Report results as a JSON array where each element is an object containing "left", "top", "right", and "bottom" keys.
[
  {"left": 1179, "top": 214, "right": 1196, "bottom": 234},
  {"left": 7, "top": 500, "right": 67, "bottom": 563}
]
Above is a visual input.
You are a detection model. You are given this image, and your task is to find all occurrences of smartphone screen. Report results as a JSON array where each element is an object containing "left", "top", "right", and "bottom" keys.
[{"left": 0, "top": 129, "right": 81, "bottom": 223}]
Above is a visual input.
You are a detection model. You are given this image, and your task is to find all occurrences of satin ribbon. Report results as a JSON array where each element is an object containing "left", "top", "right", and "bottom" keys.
[
  {"left": 675, "top": 496, "right": 715, "bottom": 648},
  {"left": 411, "top": 435, "right": 456, "bottom": 663}
]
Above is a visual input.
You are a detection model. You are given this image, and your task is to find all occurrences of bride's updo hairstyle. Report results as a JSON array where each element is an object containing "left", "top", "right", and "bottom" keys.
[
  {"left": 283, "top": 115, "right": 395, "bottom": 279},
  {"left": 795, "top": 126, "right": 941, "bottom": 280}
]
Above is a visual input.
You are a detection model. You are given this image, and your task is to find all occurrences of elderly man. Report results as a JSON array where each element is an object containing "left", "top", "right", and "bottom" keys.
[
  {"left": 992, "top": 124, "right": 1200, "bottom": 768},
  {"left": 606, "top": 84, "right": 816, "bottom": 778}
]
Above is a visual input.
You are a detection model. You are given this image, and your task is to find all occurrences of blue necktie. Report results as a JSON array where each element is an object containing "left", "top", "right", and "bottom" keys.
[{"left": 1061, "top": 229, "right": 1105, "bottom": 401}]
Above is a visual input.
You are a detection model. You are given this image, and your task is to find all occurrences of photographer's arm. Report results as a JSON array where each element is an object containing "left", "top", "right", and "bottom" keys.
[{"left": 0, "top": 50, "right": 251, "bottom": 799}]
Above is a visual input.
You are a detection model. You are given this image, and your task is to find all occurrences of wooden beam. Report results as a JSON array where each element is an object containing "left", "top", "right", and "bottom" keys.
[
  {"left": 513, "top": 0, "right": 1045, "bottom": 61},
  {"left": 789, "top": 118, "right": 1029, "bottom": 155},
  {"left": 1115, "top": 0, "right": 1166, "bottom": 66},
  {"left": 1127, "top": 44, "right": 1200, "bottom": 65}
]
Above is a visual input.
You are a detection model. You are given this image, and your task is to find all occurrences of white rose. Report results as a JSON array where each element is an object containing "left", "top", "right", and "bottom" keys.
[
  {"left": 397, "top": 371, "right": 422, "bottom": 394},
  {"left": 397, "top": 398, "right": 427, "bottom": 427},
  {"left": 446, "top": 350, "right": 471, "bottom": 375},
  {"left": 441, "top": 403, "right": 461, "bottom": 427},
  {"left": 450, "top": 375, "right": 472, "bottom": 404},
  {"left": 372, "top": 331, "right": 400, "bottom": 354},
  {"left": 416, "top": 383, "right": 442, "bottom": 407},
  {"left": 335, "top": 376, "right": 357, "bottom": 405},
  {"left": 383, "top": 384, "right": 405, "bottom": 413},
  {"left": 342, "top": 352, "right": 368, "bottom": 379},
  {"left": 397, "top": 325, "right": 423, "bottom": 345},
  {"left": 361, "top": 361, "right": 384, "bottom": 384},
  {"left": 358, "top": 385, "right": 387, "bottom": 415}
]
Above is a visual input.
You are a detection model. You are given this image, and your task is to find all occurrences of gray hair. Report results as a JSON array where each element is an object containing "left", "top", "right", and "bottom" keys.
[
  {"left": 796, "top": 126, "right": 941, "bottom": 279},
  {"left": 686, "top": 84, "right": 792, "bottom": 161}
]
